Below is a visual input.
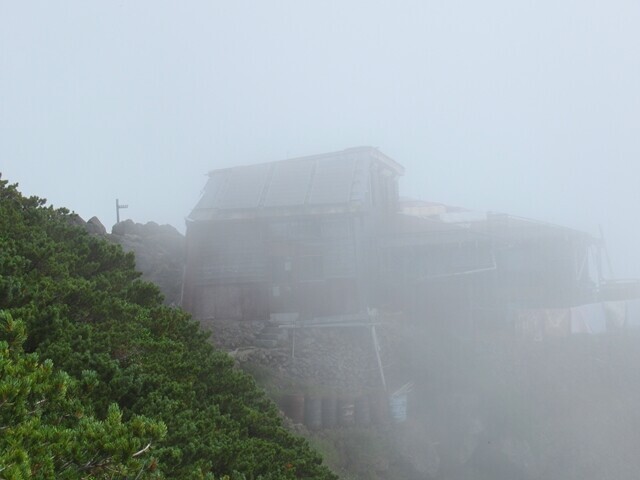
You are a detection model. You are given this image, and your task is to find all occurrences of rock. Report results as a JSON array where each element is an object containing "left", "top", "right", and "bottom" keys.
[
  {"left": 109, "top": 220, "right": 186, "bottom": 305},
  {"left": 66, "top": 213, "right": 86, "bottom": 228},
  {"left": 66, "top": 214, "right": 108, "bottom": 236},
  {"left": 111, "top": 219, "right": 136, "bottom": 236},
  {"left": 86, "top": 216, "right": 107, "bottom": 235}
]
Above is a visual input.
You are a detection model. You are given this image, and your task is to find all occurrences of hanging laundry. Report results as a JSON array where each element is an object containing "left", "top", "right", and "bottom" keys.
[
  {"left": 570, "top": 306, "right": 589, "bottom": 334},
  {"left": 517, "top": 309, "right": 545, "bottom": 341},
  {"left": 571, "top": 303, "right": 607, "bottom": 334},
  {"left": 625, "top": 298, "right": 640, "bottom": 329},
  {"left": 604, "top": 301, "right": 626, "bottom": 331},
  {"left": 543, "top": 309, "right": 571, "bottom": 338}
]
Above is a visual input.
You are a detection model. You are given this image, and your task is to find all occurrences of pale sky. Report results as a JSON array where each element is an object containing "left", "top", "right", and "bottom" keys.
[{"left": 1, "top": 1, "right": 639, "bottom": 277}]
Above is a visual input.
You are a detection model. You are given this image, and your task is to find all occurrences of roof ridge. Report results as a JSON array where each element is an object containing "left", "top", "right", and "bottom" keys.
[{"left": 206, "top": 146, "right": 403, "bottom": 176}]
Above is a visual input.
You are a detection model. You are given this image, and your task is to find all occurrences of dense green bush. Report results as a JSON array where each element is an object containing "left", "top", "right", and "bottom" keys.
[
  {"left": 0, "top": 176, "right": 337, "bottom": 479},
  {"left": 0, "top": 313, "right": 166, "bottom": 479}
]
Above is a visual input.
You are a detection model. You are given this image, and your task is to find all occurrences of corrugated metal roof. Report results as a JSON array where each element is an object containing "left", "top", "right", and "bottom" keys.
[
  {"left": 191, "top": 147, "right": 402, "bottom": 217},
  {"left": 218, "top": 163, "right": 271, "bottom": 210},
  {"left": 263, "top": 159, "right": 314, "bottom": 207},
  {"left": 307, "top": 156, "right": 356, "bottom": 205}
]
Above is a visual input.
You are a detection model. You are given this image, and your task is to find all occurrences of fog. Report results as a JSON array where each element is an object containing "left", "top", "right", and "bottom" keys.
[
  {"left": 2, "top": 2, "right": 640, "bottom": 478},
  {"left": 1, "top": 0, "right": 639, "bottom": 276}
]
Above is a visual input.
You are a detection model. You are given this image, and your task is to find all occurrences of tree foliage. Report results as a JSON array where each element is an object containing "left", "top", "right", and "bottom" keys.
[
  {"left": 0, "top": 176, "right": 337, "bottom": 479},
  {"left": 0, "top": 312, "right": 166, "bottom": 479}
]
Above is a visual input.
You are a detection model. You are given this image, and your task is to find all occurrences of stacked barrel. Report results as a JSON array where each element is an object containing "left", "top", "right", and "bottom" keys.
[{"left": 280, "top": 390, "right": 396, "bottom": 429}]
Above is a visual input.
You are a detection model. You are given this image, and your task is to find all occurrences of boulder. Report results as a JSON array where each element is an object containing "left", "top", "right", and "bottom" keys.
[
  {"left": 110, "top": 220, "right": 186, "bottom": 306},
  {"left": 86, "top": 216, "right": 107, "bottom": 235}
]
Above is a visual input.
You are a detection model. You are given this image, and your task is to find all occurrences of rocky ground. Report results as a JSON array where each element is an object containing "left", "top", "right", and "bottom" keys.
[{"left": 207, "top": 318, "right": 386, "bottom": 395}]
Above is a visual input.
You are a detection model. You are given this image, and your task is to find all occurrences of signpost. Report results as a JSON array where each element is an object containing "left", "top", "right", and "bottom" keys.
[{"left": 115, "top": 198, "right": 129, "bottom": 224}]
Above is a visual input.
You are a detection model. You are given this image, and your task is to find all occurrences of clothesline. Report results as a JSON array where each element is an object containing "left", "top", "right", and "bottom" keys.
[{"left": 515, "top": 298, "right": 640, "bottom": 341}]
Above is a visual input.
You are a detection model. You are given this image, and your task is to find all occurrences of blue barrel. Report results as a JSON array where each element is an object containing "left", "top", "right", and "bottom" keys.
[{"left": 389, "top": 393, "right": 407, "bottom": 423}]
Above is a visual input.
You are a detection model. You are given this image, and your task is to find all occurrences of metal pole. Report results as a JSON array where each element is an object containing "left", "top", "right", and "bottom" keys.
[
  {"left": 115, "top": 199, "right": 129, "bottom": 225},
  {"left": 371, "top": 324, "right": 387, "bottom": 393}
]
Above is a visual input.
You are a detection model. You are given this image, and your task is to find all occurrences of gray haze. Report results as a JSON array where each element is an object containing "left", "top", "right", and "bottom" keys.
[{"left": 1, "top": 1, "right": 639, "bottom": 277}]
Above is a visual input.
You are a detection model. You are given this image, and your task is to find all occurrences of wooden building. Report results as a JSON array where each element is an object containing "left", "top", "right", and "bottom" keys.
[
  {"left": 182, "top": 147, "right": 404, "bottom": 321},
  {"left": 183, "top": 147, "right": 595, "bottom": 330}
]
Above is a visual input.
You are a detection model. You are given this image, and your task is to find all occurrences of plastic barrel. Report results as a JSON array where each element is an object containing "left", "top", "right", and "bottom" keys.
[
  {"left": 354, "top": 395, "right": 371, "bottom": 426},
  {"left": 281, "top": 393, "right": 305, "bottom": 424},
  {"left": 369, "top": 392, "right": 388, "bottom": 425},
  {"left": 304, "top": 396, "right": 323, "bottom": 430},
  {"left": 337, "top": 396, "right": 355, "bottom": 426},
  {"left": 322, "top": 395, "right": 338, "bottom": 428}
]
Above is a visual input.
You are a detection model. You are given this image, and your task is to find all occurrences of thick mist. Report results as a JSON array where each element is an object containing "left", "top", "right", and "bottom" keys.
[
  {"left": 1, "top": 0, "right": 639, "bottom": 276},
  {"left": 2, "top": 2, "right": 640, "bottom": 480}
]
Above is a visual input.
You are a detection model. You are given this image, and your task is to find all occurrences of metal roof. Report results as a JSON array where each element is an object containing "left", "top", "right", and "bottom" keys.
[
  {"left": 263, "top": 159, "right": 314, "bottom": 207},
  {"left": 190, "top": 147, "right": 403, "bottom": 219}
]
